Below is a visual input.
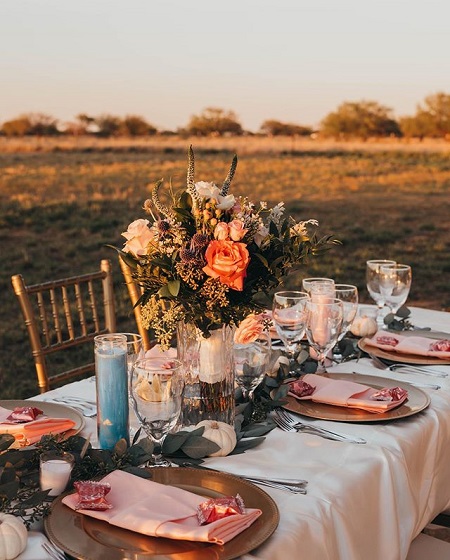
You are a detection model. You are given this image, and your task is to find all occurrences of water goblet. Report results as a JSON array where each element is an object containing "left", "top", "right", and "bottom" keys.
[
  {"left": 305, "top": 298, "right": 344, "bottom": 373},
  {"left": 272, "top": 291, "right": 309, "bottom": 375},
  {"left": 130, "top": 356, "right": 184, "bottom": 467},
  {"left": 121, "top": 333, "right": 144, "bottom": 440},
  {"left": 366, "top": 259, "right": 396, "bottom": 326},
  {"left": 302, "top": 277, "right": 335, "bottom": 295},
  {"left": 234, "top": 330, "right": 271, "bottom": 401},
  {"left": 379, "top": 264, "right": 412, "bottom": 315}
]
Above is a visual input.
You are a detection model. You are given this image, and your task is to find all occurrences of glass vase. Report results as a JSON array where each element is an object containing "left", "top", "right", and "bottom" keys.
[{"left": 177, "top": 322, "right": 235, "bottom": 427}]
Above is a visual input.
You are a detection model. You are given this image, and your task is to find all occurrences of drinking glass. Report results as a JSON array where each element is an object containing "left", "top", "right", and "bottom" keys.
[
  {"left": 334, "top": 284, "right": 359, "bottom": 339},
  {"left": 302, "top": 277, "right": 335, "bottom": 295},
  {"left": 130, "top": 356, "right": 184, "bottom": 467},
  {"left": 379, "top": 264, "right": 412, "bottom": 314},
  {"left": 234, "top": 331, "right": 271, "bottom": 401},
  {"left": 305, "top": 298, "right": 343, "bottom": 373},
  {"left": 366, "top": 260, "right": 396, "bottom": 325},
  {"left": 122, "top": 333, "right": 144, "bottom": 440},
  {"left": 272, "top": 291, "right": 309, "bottom": 374}
]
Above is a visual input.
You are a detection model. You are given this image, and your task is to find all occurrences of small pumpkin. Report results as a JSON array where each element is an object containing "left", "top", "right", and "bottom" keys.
[
  {"left": 0, "top": 514, "right": 28, "bottom": 560},
  {"left": 196, "top": 420, "right": 237, "bottom": 457},
  {"left": 350, "top": 315, "right": 378, "bottom": 338}
]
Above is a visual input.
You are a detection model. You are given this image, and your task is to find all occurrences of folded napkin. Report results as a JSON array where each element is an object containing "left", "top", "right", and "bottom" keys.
[
  {"left": 0, "top": 406, "right": 76, "bottom": 446},
  {"left": 289, "top": 374, "right": 408, "bottom": 414},
  {"left": 364, "top": 331, "right": 450, "bottom": 359},
  {"left": 145, "top": 345, "right": 177, "bottom": 358},
  {"left": 62, "top": 470, "right": 262, "bottom": 545}
]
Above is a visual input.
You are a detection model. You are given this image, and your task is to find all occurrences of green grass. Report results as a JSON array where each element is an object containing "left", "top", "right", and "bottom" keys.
[{"left": 1, "top": 139, "right": 450, "bottom": 399}]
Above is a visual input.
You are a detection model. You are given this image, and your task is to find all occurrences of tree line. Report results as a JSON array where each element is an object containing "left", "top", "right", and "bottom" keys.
[{"left": 1, "top": 92, "right": 450, "bottom": 140}]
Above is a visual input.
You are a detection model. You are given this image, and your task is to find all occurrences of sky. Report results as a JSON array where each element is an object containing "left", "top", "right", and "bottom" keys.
[{"left": 1, "top": 0, "right": 450, "bottom": 132}]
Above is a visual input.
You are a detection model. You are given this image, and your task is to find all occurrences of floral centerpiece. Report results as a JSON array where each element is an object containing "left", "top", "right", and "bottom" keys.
[{"left": 116, "top": 146, "right": 338, "bottom": 425}]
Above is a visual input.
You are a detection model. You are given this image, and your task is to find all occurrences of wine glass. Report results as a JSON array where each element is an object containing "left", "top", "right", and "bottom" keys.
[
  {"left": 334, "top": 284, "right": 359, "bottom": 339},
  {"left": 366, "top": 260, "right": 396, "bottom": 326},
  {"left": 379, "top": 264, "right": 412, "bottom": 314},
  {"left": 234, "top": 331, "right": 271, "bottom": 401},
  {"left": 302, "top": 277, "right": 335, "bottom": 295},
  {"left": 305, "top": 298, "right": 343, "bottom": 373},
  {"left": 130, "top": 356, "right": 184, "bottom": 467},
  {"left": 272, "top": 291, "right": 309, "bottom": 375}
]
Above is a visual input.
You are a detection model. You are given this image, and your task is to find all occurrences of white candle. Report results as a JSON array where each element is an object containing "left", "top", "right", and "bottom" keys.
[{"left": 40, "top": 453, "right": 74, "bottom": 496}]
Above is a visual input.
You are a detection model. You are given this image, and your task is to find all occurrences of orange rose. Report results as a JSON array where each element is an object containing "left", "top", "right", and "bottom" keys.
[
  {"left": 234, "top": 314, "right": 263, "bottom": 344},
  {"left": 203, "top": 240, "right": 250, "bottom": 291}
]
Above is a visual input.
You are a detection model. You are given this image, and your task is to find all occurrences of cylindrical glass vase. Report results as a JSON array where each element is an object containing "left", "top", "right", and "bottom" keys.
[
  {"left": 94, "top": 333, "right": 130, "bottom": 450},
  {"left": 177, "top": 323, "right": 235, "bottom": 427}
]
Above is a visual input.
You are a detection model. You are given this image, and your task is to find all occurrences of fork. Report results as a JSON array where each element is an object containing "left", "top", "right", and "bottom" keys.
[
  {"left": 369, "top": 356, "right": 442, "bottom": 388},
  {"left": 369, "top": 353, "right": 448, "bottom": 378},
  {"left": 273, "top": 408, "right": 367, "bottom": 444},
  {"left": 42, "top": 396, "right": 97, "bottom": 417},
  {"left": 42, "top": 541, "right": 66, "bottom": 560}
]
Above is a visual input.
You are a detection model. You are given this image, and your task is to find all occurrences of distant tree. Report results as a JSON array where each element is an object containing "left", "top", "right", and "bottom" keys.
[
  {"left": 260, "top": 119, "right": 313, "bottom": 136},
  {"left": 25, "top": 113, "right": 60, "bottom": 135},
  {"left": 94, "top": 114, "right": 122, "bottom": 137},
  {"left": 121, "top": 115, "right": 157, "bottom": 136},
  {"left": 416, "top": 92, "right": 450, "bottom": 138},
  {"left": 398, "top": 112, "right": 434, "bottom": 140},
  {"left": 186, "top": 107, "right": 243, "bottom": 136},
  {"left": 320, "top": 101, "right": 401, "bottom": 139},
  {"left": 1, "top": 116, "right": 32, "bottom": 136}
]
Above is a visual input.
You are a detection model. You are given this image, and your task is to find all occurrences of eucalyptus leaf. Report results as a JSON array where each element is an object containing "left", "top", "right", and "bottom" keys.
[
  {"left": 242, "top": 423, "right": 275, "bottom": 437},
  {"left": 0, "top": 434, "right": 15, "bottom": 451},
  {"left": 21, "top": 489, "right": 51, "bottom": 507},
  {"left": 230, "top": 437, "right": 266, "bottom": 455},
  {"left": 0, "top": 480, "right": 20, "bottom": 500},
  {"left": 122, "top": 466, "right": 153, "bottom": 478},
  {"left": 0, "top": 466, "right": 17, "bottom": 484},
  {"left": 114, "top": 439, "right": 128, "bottom": 457},
  {"left": 181, "top": 436, "right": 220, "bottom": 459},
  {"left": 168, "top": 280, "right": 180, "bottom": 297}
]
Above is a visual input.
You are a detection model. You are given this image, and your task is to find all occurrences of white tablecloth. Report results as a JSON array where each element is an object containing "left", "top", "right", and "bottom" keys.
[{"left": 27, "top": 306, "right": 450, "bottom": 560}]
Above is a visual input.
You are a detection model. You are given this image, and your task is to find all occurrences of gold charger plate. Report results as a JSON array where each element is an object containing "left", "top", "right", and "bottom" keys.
[
  {"left": 283, "top": 373, "right": 430, "bottom": 423},
  {"left": 358, "top": 337, "right": 450, "bottom": 365},
  {"left": 44, "top": 467, "right": 280, "bottom": 560},
  {"left": 0, "top": 399, "right": 85, "bottom": 444}
]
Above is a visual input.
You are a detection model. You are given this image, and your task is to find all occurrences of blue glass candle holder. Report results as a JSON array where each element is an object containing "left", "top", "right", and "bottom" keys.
[{"left": 94, "top": 334, "right": 130, "bottom": 450}]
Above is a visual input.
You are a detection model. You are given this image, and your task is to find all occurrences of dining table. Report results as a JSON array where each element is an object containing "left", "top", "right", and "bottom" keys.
[{"left": 14, "top": 305, "right": 450, "bottom": 560}]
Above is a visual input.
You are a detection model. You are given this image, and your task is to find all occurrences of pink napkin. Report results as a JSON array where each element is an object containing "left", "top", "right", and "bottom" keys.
[
  {"left": 144, "top": 346, "right": 177, "bottom": 358},
  {"left": 364, "top": 331, "right": 450, "bottom": 359},
  {"left": 289, "top": 374, "right": 408, "bottom": 414},
  {"left": 62, "top": 470, "right": 262, "bottom": 545},
  {"left": 0, "top": 406, "right": 76, "bottom": 446}
]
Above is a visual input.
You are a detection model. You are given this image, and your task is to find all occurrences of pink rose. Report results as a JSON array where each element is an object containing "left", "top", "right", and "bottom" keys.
[
  {"left": 122, "top": 219, "right": 154, "bottom": 255},
  {"left": 214, "top": 222, "right": 230, "bottom": 241},
  {"left": 203, "top": 240, "right": 250, "bottom": 291},
  {"left": 228, "top": 219, "right": 248, "bottom": 241},
  {"left": 234, "top": 314, "right": 264, "bottom": 344}
]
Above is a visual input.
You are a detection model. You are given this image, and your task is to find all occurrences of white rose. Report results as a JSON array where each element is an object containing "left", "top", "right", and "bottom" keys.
[
  {"left": 122, "top": 219, "right": 154, "bottom": 255},
  {"left": 216, "top": 194, "right": 236, "bottom": 210},
  {"left": 195, "top": 181, "right": 221, "bottom": 200}
]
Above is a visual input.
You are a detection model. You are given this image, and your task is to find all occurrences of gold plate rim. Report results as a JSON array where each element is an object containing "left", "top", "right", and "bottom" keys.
[
  {"left": 0, "top": 399, "right": 85, "bottom": 445},
  {"left": 283, "top": 372, "right": 430, "bottom": 423},
  {"left": 358, "top": 338, "right": 450, "bottom": 365},
  {"left": 44, "top": 467, "right": 280, "bottom": 560}
]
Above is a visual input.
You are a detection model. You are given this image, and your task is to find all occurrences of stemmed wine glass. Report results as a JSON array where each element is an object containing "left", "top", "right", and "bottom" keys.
[
  {"left": 272, "top": 291, "right": 309, "bottom": 375},
  {"left": 379, "top": 264, "right": 412, "bottom": 315},
  {"left": 234, "top": 330, "right": 271, "bottom": 401},
  {"left": 366, "top": 260, "right": 396, "bottom": 326},
  {"left": 302, "top": 277, "right": 335, "bottom": 295},
  {"left": 130, "top": 356, "right": 184, "bottom": 467},
  {"left": 305, "top": 298, "right": 343, "bottom": 373},
  {"left": 334, "top": 284, "right": 359, "bottom": 339}
]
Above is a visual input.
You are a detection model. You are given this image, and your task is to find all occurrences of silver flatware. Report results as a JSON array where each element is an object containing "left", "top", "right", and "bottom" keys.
[
  {"left": 273, "top": 408, "right": 366, "bottom": 444},
  {"left": 181, "top": 462, "right": 307, "bottom": 494},
  {"left": 42, "top": 541, "right": 66, "bottom": 560},
  {"left": 369, "top": 355, "right": 445, "bottom": 384},
  {"left": 41, "top": 397, "right": 97, "bottom": 417}
]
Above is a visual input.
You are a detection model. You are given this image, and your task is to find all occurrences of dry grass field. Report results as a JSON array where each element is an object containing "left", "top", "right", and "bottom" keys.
[{"left": 1, "top": 136, "right": 450, "bottom": 399}]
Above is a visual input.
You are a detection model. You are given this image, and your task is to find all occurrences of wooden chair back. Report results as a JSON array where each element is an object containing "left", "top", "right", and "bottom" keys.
[
  {"left": 118, "top": 256, "right": 152, "bottom": 352},
  {"left": 11, "top": 259, "right": 117, "bottom": 393}
]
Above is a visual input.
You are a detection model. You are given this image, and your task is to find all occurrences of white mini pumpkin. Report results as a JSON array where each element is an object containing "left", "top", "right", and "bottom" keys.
[
  {"left": 0, "top": 514, "right": 28, "bottom": 560},
  {"left": 196, "top": 420, "right": 237, "bottom": 457},
  {"left": 350, "top": 315, "right": 378, "bottom": 338}
]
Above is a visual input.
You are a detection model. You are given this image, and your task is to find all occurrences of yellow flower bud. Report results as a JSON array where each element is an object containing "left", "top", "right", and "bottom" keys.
[{"left": 210, "top": 218, "right": 218, "bottom": 226}]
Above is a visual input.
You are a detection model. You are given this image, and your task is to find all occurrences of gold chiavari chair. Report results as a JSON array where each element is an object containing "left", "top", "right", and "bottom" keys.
[
  {"left": 11, "top": 259, "right": 117, "bottom": 393},
  {"left": 118, "top": 256, "right": 152, "bottom": 352}
]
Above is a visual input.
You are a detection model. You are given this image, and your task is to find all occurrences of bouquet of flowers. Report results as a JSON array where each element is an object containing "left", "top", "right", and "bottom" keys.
[{"left": 117, "top": 146, "right": 338, "bottom": 349}]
